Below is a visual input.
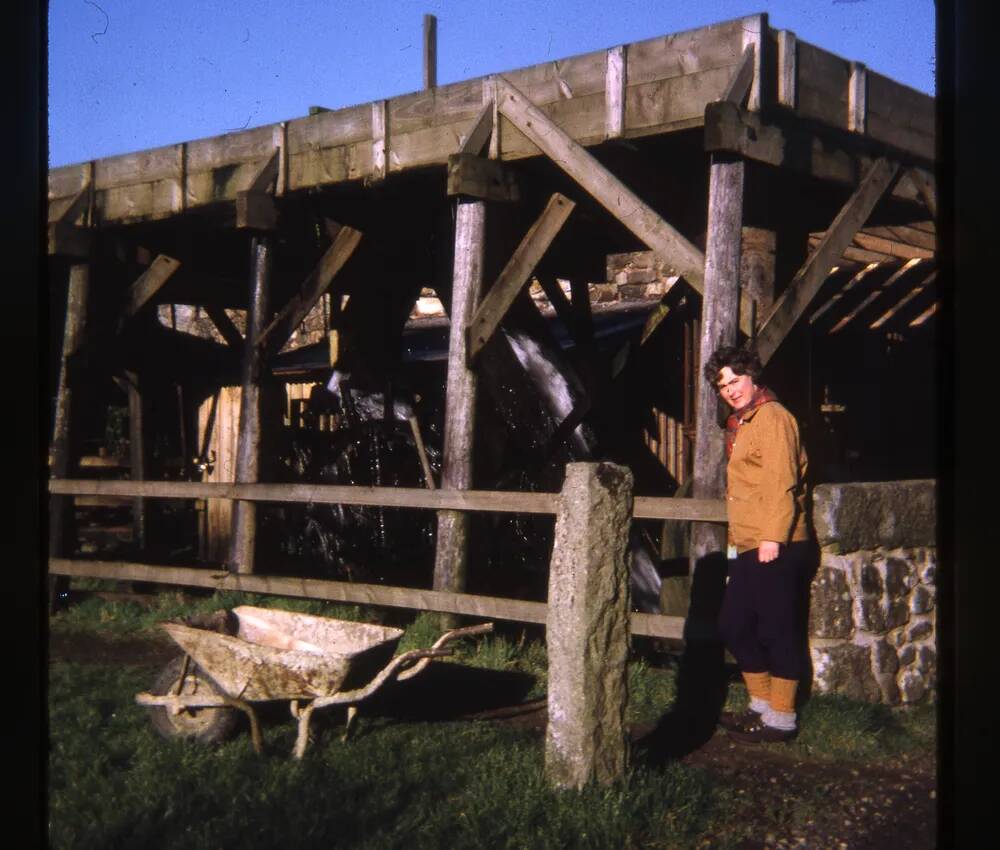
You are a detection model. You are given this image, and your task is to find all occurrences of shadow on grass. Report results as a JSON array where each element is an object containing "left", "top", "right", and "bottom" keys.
[{"left": 634, "top": 551, "right": 731, "bottom": 764}]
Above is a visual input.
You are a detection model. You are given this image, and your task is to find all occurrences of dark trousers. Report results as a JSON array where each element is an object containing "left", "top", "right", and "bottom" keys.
[{"left": 717, "top": 540, "right": 812, "bottom": 681}]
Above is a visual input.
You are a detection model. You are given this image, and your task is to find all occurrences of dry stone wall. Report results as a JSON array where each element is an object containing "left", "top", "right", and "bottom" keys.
[{"left": 808, "top": 480, "right": 936, "bottom": 705}]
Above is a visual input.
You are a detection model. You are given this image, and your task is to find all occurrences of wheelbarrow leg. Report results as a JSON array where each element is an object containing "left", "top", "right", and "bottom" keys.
[
  {"left": 223, "top": 696, "right": 264, "bottom": 755},
  {"left": 293, "top": 701, "right": 318, "bottom": 760},
  {"left": 342, "top": 705, "right": 358, "bottom": 742}
]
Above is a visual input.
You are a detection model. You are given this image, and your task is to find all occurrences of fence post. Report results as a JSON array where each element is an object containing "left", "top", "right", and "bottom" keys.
[{"left": 544, "top": 461, "right": 633, "bottom": 789}]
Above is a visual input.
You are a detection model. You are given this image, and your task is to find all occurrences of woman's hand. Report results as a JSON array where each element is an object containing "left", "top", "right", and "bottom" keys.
[{"left": 758, "top": 540, "right": 780, "bottom": 563}]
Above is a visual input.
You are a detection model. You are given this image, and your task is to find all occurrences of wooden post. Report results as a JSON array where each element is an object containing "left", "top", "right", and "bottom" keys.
[
  {"left": 125, "top": 370, "right": 147, "bottom": 550},
  {"left": 49, "top": 262, "right": 90, "bottom": 608},
  {"left": 690, "top": 154, "right": 744, "bottom": 579},
  {"left": 227, "top": 236, "right": 272, "bottom": 574},
  {"left": 432, "top": 199, "right": 486, "bottom": 617},
  {"left": 423, "top": 14, "right": 437, "bottom": 89}
]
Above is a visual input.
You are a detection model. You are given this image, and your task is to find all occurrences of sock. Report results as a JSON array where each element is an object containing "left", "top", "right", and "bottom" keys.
[
  {"left": 749, "top": 696, "right": 769, "bottom": 714},
  {"left": 769, "top": 677, "right": 798, "bottom": 713},
  {"left": 763, "top": 706, "right": 796, "bottom": 731},
  {"left": 742, "top": 671, "right": 771, "bottom": 706}
]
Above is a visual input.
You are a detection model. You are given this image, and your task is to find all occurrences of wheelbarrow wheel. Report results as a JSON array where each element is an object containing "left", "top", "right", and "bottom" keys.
[{"left": 148, "top": 656, "right": 239, "bottom": 744}]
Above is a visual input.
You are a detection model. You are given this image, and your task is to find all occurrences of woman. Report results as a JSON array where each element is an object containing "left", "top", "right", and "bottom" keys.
[{"left": 706, "top": 345, "right": 811, "bottom": 743}]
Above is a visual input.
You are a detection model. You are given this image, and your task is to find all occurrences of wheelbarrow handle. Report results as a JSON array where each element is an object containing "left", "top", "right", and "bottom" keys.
[{"left": 429, "top": 622, "right": 495, "bottom": 650}]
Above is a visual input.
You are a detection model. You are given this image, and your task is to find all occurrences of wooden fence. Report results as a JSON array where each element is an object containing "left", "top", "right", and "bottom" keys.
[{"left": 48, "top": 479, "right": 727, "bottom": 640}]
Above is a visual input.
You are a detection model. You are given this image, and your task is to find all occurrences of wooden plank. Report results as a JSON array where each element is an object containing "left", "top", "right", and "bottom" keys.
[
  {"left": 865, "top": 70, "right": 935, "bottom": 162},
  {"left": 93, "top": 144, "right": 184, "bottom": 190},
  {"left": 467, "top": 193, "right": 576, "bottom": 361},
  {"left": 371, "top": 100, "right": 387, "bottom": 182},
  {"left": 204, "top": 305, "right": 245, "bottom": 351},
  {"left": 245, "top": 149, "right": 280, "bottom": 194},
  {"left": 184, "top": 125, "right": 278, "bottom": 173},
  {"left": 848, "top": 62, "right": 867, "bottom": 133},
  {"left": 721, "top": 44, "right": 755, "bottom": 106},
  {"left": 120, "top": 255, "right": 181, "bottom": 324},
  {"left": 446, "top": 153, "right": 520, "bottom": 202},
  {"left": 861, "top": 224, "right": 936, "bottom": 252},
  {"left": 850, "top": 231, "right": 933, "bottom": 260},
  {"left": 495, "top": 76, "right": 707, "bottom": 293},
  {"left": 605, "top": 45, "right": 626, "bottom": 139},
  {"left": 777, "top": 30, "right": 797, "bottom": 108},
  {"left": 48, "top": 479, "right": 728, "bottom": 522},
  {"left": 740, "top": 13, "right": 766, "bottom": 111},
  {"left": 756, "top": 158, "right": 900, "bottom": 364},
  {"left": 126, "top": 370, "right": 147, "bottom": 549},
  {"left": 807, "top": 261, "right": 883, "bottom": 325},
  {"left": 47, "top": 222, "right": 92, "bottom": 258},
  {"left": 47, "top": 558, "right": 686, "bottom": 638},
  {"left": 624, "top": 67, "right": 735, "bottom": 135},
  {"left": 796, "top": 41, "right": 850, "bottom": 130},
  {"left": 870, "top": 270, "right": 938, "bottom": 329},
  {"left": 424, "top": 14, "right": 437, "bottom": 89},
  {"left": 459, "top": 102, "right": 494, "bottom": 156},
  {"left": 236, "top": 191, "right": 278, "bottom": 230},
  {"left": 624, "top": 19, "right": 744, "bottom": 87},
  {"left": 257, "top": 224, "right": 363, "bottom": 356}
]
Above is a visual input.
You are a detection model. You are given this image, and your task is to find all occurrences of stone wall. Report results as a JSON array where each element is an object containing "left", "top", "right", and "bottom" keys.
[{"left": 808, "top": 480, "right": 936, "bottom": 705}]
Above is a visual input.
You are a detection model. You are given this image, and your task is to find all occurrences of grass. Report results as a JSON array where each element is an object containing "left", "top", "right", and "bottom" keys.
[{"left": 48, "top": 589, "right": 936, "bottom": 850}]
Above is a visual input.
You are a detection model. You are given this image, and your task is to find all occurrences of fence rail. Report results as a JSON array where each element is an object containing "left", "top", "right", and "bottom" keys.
[
  {"left": 48, "top": 479, "right": 728, "bottom": 522},
  {"left": 48, "top": 559, "right": 686, "bottom": 640}
]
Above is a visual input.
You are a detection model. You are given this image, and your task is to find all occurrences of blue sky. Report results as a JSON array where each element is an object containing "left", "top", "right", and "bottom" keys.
[{"left": 48, "top": 0, "right": 935, "bottom": 168}]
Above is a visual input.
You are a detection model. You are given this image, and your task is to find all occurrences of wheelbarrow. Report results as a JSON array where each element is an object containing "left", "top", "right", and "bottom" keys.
[{"left": 135, "top": 605, "right": 493, "bottom": 758}]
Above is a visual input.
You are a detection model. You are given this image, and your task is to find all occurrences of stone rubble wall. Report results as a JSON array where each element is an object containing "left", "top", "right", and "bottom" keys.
[{"left": 808, "top": 480, "right": 936, "bottom": 705}]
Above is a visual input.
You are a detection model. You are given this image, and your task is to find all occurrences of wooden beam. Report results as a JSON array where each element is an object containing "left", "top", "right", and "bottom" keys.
[
  {"left": 777, "top": 30, "right": 797, "bottom": 109},
  {"left": 870, "top": 270, "right": 938, "bottom": 329},
  {"left": 228, "top": 236, "right": 272, "bottom": 574},
  {"left": 808, "top": 261, "right": 883, "bottom": 326},
  {"left": 828, "top": 258, "right": 929, "bottom": 333},
  {"left": 605, "top": 45, "right": 626, "bottom": 139},
  {"left": 48, "top": 479, "right": 728, "bottom": 522},
  {"left": 47, "top": 221, "right": 92, "bottom": 258},
  {"left": 235, "top": 191, "right": 278, "bottom": 230},
  {"left": 257, "top": 224, "right": 363, "bottom": 356},
  {"left": 126, "top": 370, "right": 147, "bottom": 550},
  {"left": 906, "top": 168, "right": 938, "bottom": 219},
  {"left": 704, "top": 101, "right": 932, "bottom": 198},
  {"left": 423, "top": 14, "right": 437, "bottom": 89},
  {"left": 460, "top": 102, "right": 494, "bottom": 156},
  {"left": 691, "top": 153, "right": 744, "bottom": 575},
  {"left": 755, "top": 157, "right": 900, "bottom": 364},
  {"left": 446, "top": 153, "right": 520, "bottom": 202},
  {"left": 433, "top": 198, "right": 486, "bottom": 615},
  {"left": 494, "top": 76, "right": 707, "bottom": 293},
  {"left": 204, "top": 304, "right": 245, "bottom": 351},
  {"left": 246, "top": 149, "right": 280, "bottom": 194},
  {"left": 721, "top": 44, "right": 755, "bottom": 106},
  {"left": 862, "top": 224, "right": 936, "bottom": 252},
  {"left": 118, "top": 254, "right": 181, "bottom": 329},
  {"left": 466, "top": 193, "right": 576, "bottom": 361},
  {"left": 740, "top": 13, "right": 767, "bottom": 112},
  {"left": 848, "top": 62, "right": 868, "bottom": 133},
  {"left": 48, "top": 557, "right": 687, "bottom": 639},
  {"left": 371, "top": 100, "right": 388, "bottom": 182}
]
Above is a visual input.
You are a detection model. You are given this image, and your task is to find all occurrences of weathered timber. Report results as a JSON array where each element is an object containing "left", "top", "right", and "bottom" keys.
[
  {"left": 906, "top": 168, "right": 938, "bottom": 219},
  {"left": 704, "top": 102, "right": 931, "bottom": 199},
  {"left": 47, "top": 222, "right": 92, "bottom": 258},
  {"left": 756, "top": 157, "right": 900, "bottom": 364},
  {"left": 495, "top": 76, "right": 708, "bottom": 293},
  {"left": 446, "top": 153, "right": 520, "bottom": 202},
  {"left": 721, "top": 44, "right": 755, "bottom": 106},
  {"left": 48, "top": 558, "right": 686, "bottom": 639},
  {"left": 424, "top": 14, "right": 437, "bottom": 90},
  {"left": 433, "top": 199, "right": 486, "bottom": 606},
  {"left": 49, "top": 263, "right": 90, "bottom": 598},
  {"left": 828, "top": 259, "right": 929, "bottom": 333},
  {"left": 741, "top": 13, "right": 767, "bottom": 111},
  {"left": 808, "top": 262, "right": 884, "bottom": 326},
  {"left": 740, "top": 227, "right": 776, "bottom": 331},
  {"left": 467, "top": 193, "right": 576, "bottom": 361},
  {"left": 870, "top": 270, "right": 938, "bottom": 330},
  {"left": 48, "top": 478, "right": 729, "bottom": 522},
  {"left": 691, "top": 154, "right": 744, "bottom": 576},
  {"left": 862, "top": 224, "right": 936, "bottom": 252},
  {"left": 246, "top": 149, "right": 280, "bottom": 194},
  {"left": 605, "top": 45, "right": 626, "bottom": 139},
  {"left": 236, "top": 191, "right": 278, "bottom": 230},
  {"left": 848, "top": 62, "right": 867, "bottom": 133},
  {"left": 256, "top": 224, "right": 363, "bottom": 356},
  {"left": 460, "top": 101, "right": 494, "bottom": 156},
  {"left": 371, "top": 100, "right": 388, "bottom": 182},
  {"left": 119, "top": 255, "right": 181, "bottom": 328},
  {"left": 126, "top": 370, "right": 147, "bottom": 549},
  {"left": 545, "top": 463, "right": 632, "bottom": 788},
  {"left": 228, "top": 236, "right": 272, "bottom": 574},
  {"left": 777, "top": 30, "right": 797, "bottom": 109},
  {"left": 204, "top": 304, "right": 245, "bottom": 351}
]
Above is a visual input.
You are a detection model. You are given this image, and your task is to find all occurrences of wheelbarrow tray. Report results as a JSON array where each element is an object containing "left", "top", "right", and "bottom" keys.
[{"left": 159, "top": 606, "right": 404, "bottom": 701}]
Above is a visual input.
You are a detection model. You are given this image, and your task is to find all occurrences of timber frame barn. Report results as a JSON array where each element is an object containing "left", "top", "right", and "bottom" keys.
[{"left": 48, "top": 13, "right": 937, "bottom": 613}]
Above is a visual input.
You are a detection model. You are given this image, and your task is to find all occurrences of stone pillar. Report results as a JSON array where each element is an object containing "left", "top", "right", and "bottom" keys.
[{"left": 545, "top": 462, "right": 633, "bottom": 789}]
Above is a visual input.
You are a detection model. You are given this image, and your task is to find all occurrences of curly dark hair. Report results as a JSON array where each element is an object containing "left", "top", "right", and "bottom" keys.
[{"left": 703, "top": 345, "right": 762, "bottom": 386}]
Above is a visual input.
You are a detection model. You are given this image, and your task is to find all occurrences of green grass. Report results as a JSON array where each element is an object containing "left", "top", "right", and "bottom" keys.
[{"left": 48, "top": 593, "right": 936, "bottom": 850}]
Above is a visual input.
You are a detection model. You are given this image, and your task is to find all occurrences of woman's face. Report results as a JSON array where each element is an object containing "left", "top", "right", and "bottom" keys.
[{"left": 716, "top": 366, "right": 756, "bottom": 411}]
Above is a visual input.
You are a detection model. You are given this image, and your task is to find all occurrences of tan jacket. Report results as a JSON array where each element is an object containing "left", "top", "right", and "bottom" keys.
[{"left": 726, "top": 400, "right": 809, "bottom": 554}]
